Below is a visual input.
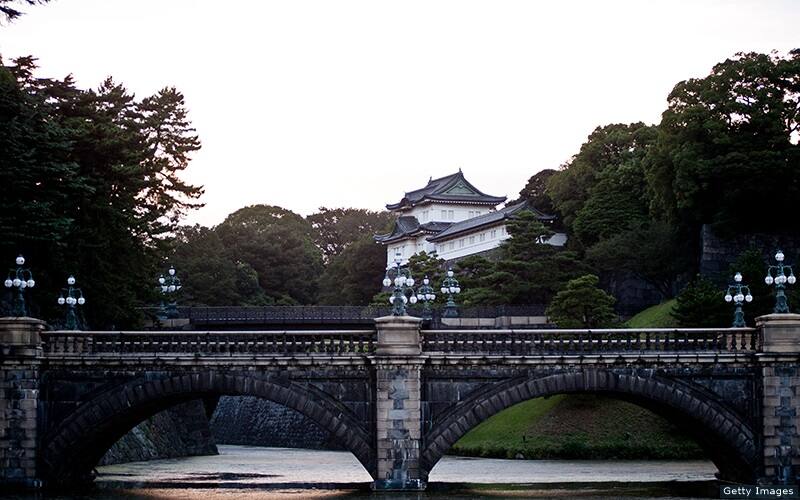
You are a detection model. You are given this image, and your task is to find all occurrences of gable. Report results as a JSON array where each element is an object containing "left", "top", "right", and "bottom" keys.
[{"left": 443, "top": 181, "right": 478, "bottom": 196}]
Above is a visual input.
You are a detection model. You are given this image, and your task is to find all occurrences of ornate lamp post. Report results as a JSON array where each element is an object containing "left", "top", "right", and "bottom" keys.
[
  {"left": 440, "top": 268, "right": 461, "bottom": 318},
  {"left": 57, "top": 275, "right": 86, "bottom": 330},
  {"left": 158, "top": 266, "right": 182, "bottom": 319},
  {"left": 382, "top": 252, "right": 417, "bottom": 316},
  {"left": 724, "top": 272, "right": 753, "bottom": 327},
  {"left": 4, "top": 255, "right": 35, "bottom": 317},
  {"left": 765, "top": 250, "right": 796, "bottom": 313},
  {"left": 415, "top": 276, "right": 436, "bottom": 320}
]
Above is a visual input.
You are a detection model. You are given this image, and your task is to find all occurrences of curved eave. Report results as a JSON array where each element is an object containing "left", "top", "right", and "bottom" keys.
[
  {"left": 374, "top": 229, "right": 439, "bottom": 245},
  {"left": 387, "top": 195, "right": 506, "bottom": 211},
  {"left": 427, "top": 220, "right": 508, "bottom": 243}
]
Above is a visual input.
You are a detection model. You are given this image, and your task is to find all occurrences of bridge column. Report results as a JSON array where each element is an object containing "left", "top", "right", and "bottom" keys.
[
  {"left": 0, "top": 317, "right": 46, "bottom": 489},
  {"left": 372, "top": 315, "right": 425, "bottom": 491},
  {"left": 758, "top": 313, "right": 800, "bottom": 484}
]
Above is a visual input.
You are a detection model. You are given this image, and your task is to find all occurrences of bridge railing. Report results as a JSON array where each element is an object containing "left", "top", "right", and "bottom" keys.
[
  {"left": 139, "top": 304, "right": 548, "bottom": 327},
  {"left": 421, "top": 327, "right": 759, "bottom": 354},
  {"left": 41, "top": 330, "right": 376, "bottom": 356}
]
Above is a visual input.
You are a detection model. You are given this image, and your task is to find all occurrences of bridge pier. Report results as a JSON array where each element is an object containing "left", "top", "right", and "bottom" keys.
[
  {"left": 372, "top": 315, "right": 426, "bottom": 490},
  {"left": 0, "top": 317, "right": 45, "bottom": 489},
  {"left": 758, "top": 313, "right": 800, "bottom": 485}
]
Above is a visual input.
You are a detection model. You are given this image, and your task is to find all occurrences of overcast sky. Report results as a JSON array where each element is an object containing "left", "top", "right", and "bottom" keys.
[{"left": 2, "top": 0, "right": 798, "bottom": 226}]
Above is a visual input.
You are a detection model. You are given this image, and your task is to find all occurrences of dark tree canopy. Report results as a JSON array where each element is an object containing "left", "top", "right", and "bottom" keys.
[
  {"left": 0, "top": 57, "right": 202, "bottom": 327},
  {"left": 514, "top": 169, "right": 557, "bottom": 215},
  {"left": 547, "top": 122, "right": 656, "bottom": 237},
  {"left": 319, "top": 237, "right": 386, "bottom": 306},
  {"left": 215, "top": 205, "right": 322, "bottom": 305},
  {"left": 646, "top": 51, "right": 800, "bottom": 236},
  {"left": 307, "top": 207, "right": 391, "bottom": 263},
  {"left": 453, "top": 211, "right": 585, "bottom": 306},
  {"left": 0, "top": 0, "right": 46, "bottom": 22},
  {"left": 546, "top": 274, "right": 617, "bottom": 328}
]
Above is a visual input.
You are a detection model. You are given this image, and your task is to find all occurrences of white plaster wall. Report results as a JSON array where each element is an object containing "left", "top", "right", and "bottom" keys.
[
  {"left": 433, "top": 224, "right": 510, "bottom": 261},
  {"left": 403, "top": 204, "right": 494, "bottom": 223},
  {"left": 384, "top": 226, "right": 566, "bottom": 267}
]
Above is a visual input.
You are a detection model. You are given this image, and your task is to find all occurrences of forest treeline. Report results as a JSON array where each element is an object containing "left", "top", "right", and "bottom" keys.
[{"left": 2, "top": 50, "right": 799, "bottom": 328}]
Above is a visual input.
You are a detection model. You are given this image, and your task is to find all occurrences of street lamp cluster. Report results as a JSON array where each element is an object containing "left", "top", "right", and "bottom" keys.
[
  {"left": 158, "top": 266, "right": 182, "bottom": 319},
  {"left": 440, "top": 269, "right": 461, "bottom": 318},
  {"left": 4, "top": 255, "right": 35, "bottom": 317},
  {"left": 723, "top": 250, "right": 797, "bottom": 327},
  {"left": 765, "top": 250, "right": 796, "bottom": 314},
  {"left": 382, "top": 252, "right": 461, "bottom": 317},
  {"left": 57, "top": 275, "right": 86, "bottom": 330},
  {"left": 724, "top": 272, "right": 753, "bottom": 328}
]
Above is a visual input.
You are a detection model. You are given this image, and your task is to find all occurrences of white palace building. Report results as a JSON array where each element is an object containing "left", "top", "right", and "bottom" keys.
[{"left": 375, "top": 170, "right": 566, "bottom": 267}]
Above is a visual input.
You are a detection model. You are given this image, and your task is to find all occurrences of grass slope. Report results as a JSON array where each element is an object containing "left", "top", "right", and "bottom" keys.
[
  {"left": 450, "top": 299, "right": 704, "bottom": 461},
  {"left": 451, "top": 394, "right": 703, "bottom": 460},
  {"left": 625, "top": 299, "right": 678, "bottom": 328}
]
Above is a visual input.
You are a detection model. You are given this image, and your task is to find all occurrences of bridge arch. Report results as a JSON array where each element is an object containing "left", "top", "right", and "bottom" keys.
[
  {"left": 40, "top": 371, "right": 375, "bottom": 486},
  {"left": 421, "top": 369, "right": 757, "bottom": 482}
]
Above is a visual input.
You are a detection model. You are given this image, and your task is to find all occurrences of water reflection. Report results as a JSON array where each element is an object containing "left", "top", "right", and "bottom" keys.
[{"left": 1, "top": 445, "right": 719, "bottom": 499}]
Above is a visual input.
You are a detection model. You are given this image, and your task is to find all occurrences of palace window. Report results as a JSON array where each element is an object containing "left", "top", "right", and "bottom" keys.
[
  {"left": 469, "top": 236, "right": 475, "bottom": 244},
  {"left": 459, "top": 239, "right": 464, "bottom": 248},
  {"left": 448, "top": 210, "right": 454, "bottom": 220},
  {"left": 449, "top": 242, "right": 454, "bottom": 250},
  {"left": 441, "top": 210, "right": 447, "bottom": 220},
  {"left": 479, "top": 233, "right": 485, "bottom": 242},
  {"left": 491, "top": 229, "right": 497, "bottom": 238}
]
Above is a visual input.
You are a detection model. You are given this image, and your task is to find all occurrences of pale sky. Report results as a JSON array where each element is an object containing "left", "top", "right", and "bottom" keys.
[{"left": 2, "top": 1, "right": 798, "bottom": 227}]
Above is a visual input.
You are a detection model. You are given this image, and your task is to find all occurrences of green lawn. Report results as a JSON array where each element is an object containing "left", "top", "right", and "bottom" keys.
[
  {"left": 450, "top": 394, "right": 703, "bottom": 460},
  {"left": 624, "top": 299, "right": 678, "bottom": 328},
  {"left": 450, "top": 299, "right": 703, "bottom": 461}
]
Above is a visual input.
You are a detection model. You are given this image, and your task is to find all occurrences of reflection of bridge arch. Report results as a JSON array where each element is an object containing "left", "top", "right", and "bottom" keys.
[
  {"left": 421, "top": 369, "right": 757, "bottom": 481},
  {"left": 40, "top": 371, "right": 375, "bottom": 487}
]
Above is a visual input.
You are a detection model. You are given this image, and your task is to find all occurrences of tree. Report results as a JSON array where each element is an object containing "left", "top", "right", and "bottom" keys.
[
  {"left": 0, "top": 0, "right": 47, "bottom": 22},
  {"left": 645, "top": 51, "right": 800, "bottom": 237},
  {"left": 307, "top": 207, "right": 391, "bottom": 263},
  {"left": 585, "top": 221, "right": 688, "bottom": 298},
  {"left": 216, "top": 205, "right": 322, "bottom": 305},
  {"left": 407, "top": 251, "right": 445, "bottom": 294},
  {"left": 546, "top": 274, "right": 617, "bottom": 328},
  {"left": 453, "top": 211, "right": 585, "bottom": 305},
  {"left": 671, "top": 276, "right": 728, "bottom": 327},
  {"left": 0, "top": 57, "right": 203, "bottom": 328},
  {"left": 318, "top": 237, "right": 386, "bottom": 306},
  {"left": 170, "top": 225, "right": 267, "bottom": 306},
  {"left": 547, "top": 123, "right": 656, "bottom": 236},
  {"left": 514, "top": 169, "right": 557, "bottom": 215}
]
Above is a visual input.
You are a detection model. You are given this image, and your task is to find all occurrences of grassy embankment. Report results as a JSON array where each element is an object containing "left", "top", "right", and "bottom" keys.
[{"left": 450, "top": 299, "right": 702, "bottom": 460}]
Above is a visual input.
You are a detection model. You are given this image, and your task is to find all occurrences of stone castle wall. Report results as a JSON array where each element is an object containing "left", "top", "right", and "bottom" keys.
[
  {"left": 210, "top": 396, "right": 342, "bottom": 450},
  {"left": 700, "top": 225, "right": 800, "bottom": 279},
  {"left": 100, "top": 399, "right": 218, "bottom": 465}
]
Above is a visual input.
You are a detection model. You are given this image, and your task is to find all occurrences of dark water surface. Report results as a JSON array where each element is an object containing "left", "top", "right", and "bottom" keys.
[{"left": 1, "top": 445, "right": 720, "bottom": 499}]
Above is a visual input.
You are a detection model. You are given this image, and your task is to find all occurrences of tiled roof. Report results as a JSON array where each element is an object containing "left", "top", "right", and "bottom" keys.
[
  {"left": 374, "top": 217, "right": 453, "bottom": 243},
  {"left": 386, "top": 170, "right": 506, "bottom": 210},
  {"left": 427, "top": 201, "right": 554, "bottom": 242}
]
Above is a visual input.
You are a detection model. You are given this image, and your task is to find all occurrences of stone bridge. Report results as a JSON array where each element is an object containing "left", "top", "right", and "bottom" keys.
[{"left": 1, "top": 314, "right": 799, "bottom": 490}]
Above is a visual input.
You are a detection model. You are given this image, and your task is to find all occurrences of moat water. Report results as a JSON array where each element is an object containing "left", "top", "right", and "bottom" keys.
[{"left": 2, "top": 445, "right": 721, "bottom": 499}]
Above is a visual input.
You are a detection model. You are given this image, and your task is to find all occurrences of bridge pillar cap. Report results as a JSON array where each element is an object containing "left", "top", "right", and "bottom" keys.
[
  {"left": 375, "top": 315, "right": 422, "bottom": 356},
  {"left": 375, "top": 315, "right": 423, "bottom": 325},
  {"left": 756, "top": 313, "right": 800, "bottom": 325},
  {"left": 756, "top": 313, "right": 800, "bottom": 354},
  {"left": 0, "top": 316, "right": 46, "bottom": 346}
]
